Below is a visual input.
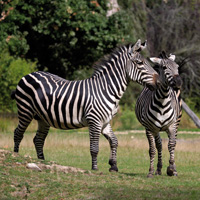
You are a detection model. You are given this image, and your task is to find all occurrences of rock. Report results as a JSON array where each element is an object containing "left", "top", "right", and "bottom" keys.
[{"left": 26, "top": 163, "right": 42, "bottom": 172}]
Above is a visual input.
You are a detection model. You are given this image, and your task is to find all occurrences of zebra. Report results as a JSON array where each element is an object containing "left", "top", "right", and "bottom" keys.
[
  {"left": 11, "top": 39, "right": 160, "bottom": 172},
  {"left": 135, "top": 51, "right": 182, "bottom": 177}
]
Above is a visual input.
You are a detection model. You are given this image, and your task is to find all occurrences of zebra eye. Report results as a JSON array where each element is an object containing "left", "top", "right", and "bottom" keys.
[
  {"left": 162, "top": 65, "right": 167, "bottom": 70},
  {"left": 128, "top": 51, "right": 133, "bottom": 57},
  {"left": 135, "top": 60, "right": 143, "bottom": 65}
]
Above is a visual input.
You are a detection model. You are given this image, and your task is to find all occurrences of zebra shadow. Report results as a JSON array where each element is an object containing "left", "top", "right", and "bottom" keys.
[{"left": 118, "top": 172, "right": 141, "bottom": 177}]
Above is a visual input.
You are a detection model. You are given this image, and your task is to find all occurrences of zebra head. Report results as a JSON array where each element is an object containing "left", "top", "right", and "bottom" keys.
[
  {"left": 150, "top": 51, "right": 182, "bottom": 90},
  {"left": 126, "top": 39, "right": 160, "bottom": 90}
]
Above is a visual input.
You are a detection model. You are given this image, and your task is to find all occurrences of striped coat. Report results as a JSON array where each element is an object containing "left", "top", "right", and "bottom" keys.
[
  {"left": 135, "top": 52, "right": 182, "bottom": 177},
  {"left": 12, "top": 39, "right": 159, "bottom": 171}
]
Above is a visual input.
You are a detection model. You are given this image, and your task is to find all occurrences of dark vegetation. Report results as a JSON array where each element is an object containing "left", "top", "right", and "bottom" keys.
[{"left": 0, "top": 0, "right": 200, "bottom": 113}]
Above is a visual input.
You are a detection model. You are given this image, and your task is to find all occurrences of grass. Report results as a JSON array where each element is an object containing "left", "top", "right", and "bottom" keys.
[{"left": 0, "top": 128, "right": 200, "bottom": 200}]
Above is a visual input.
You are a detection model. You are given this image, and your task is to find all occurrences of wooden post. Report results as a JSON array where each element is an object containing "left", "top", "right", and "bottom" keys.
[{"left": 182, "top": 100, "right": 200, "bottom": 128}]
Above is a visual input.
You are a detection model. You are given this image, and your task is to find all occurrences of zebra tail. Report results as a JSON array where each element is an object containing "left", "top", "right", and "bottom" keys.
[{"left": 11, "top": 90, "right": 16, "bottom": 99}]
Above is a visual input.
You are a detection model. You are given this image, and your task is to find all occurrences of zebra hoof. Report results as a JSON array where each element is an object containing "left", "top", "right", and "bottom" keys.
[
  {"left": 92, "top": 167, "right": 98, "bottom": 171},
  {"left": 147, "top": 173, "right": 154, "bottom": 178},
  {"left": 155, "top": 170, "right": 162, "bottom": 175},
  {"left": 38, "top": 155, "right": 45, "bottom": 160},
  {"left": 167, "top": 166, "right": 177, "bottom": 176},
  {"left": 109, "top": 165, "right": 118, "bottom": 172},
  {"left": 37, "top": 152, "right": 45, "bottom": 160},
  {"left": 14, "top": 147, "right": 19, "bottom": 153}
]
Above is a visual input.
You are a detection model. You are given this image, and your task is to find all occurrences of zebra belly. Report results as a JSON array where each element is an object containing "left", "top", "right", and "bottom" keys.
[{"left": 40, "top": 111, "right": 88, "bottom": 130}]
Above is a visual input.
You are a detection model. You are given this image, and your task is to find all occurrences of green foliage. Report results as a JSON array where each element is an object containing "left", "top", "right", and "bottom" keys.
[
  {"left": 0, "top": 118, "right": 10, "bottom": 132},
  {"left": 119, "top": 104, "right": 140, "bottom": 130},
  {"left": 118, "top": 0, "right": 147, "bottom": 41},
  {"left": 1, "top": 0, "right": 136, "bottom": 79},
  {"left": 0, "top": 51, "right": 36, "bottom": 112}
]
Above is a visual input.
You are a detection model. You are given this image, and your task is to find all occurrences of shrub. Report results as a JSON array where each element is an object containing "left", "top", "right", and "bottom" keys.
[
  {"left": 0, "top": 51, "right": 36, "bottom": 112},
  {"left": 1, "top": 0, "right": 137, "bottom": 79},
  {"left": 119, "top": 104, "right": 141, "bottom": 130}
]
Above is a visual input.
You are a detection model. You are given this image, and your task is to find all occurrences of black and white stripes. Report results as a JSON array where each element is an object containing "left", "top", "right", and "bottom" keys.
[
  {"left": 135, "top": 52, "right": 182, "bottom": 177},
  {"left": 12, "top": 39, "right": 159, "bottom": 171}
]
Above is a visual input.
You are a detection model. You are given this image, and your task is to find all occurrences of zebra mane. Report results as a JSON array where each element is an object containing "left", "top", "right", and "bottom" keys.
[
  {"left": 153, "top": 64, "right": 160, "bottom": 74},
  {"left": 92, "top": 44, "right": 131, "bottom": 75},
  {"left": 159, "top": 51, "right": 168, "bottom": 59}
]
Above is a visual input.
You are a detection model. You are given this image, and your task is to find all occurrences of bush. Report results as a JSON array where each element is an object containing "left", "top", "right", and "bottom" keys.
[
  {"left": 0, "top": 51, "right": 36, "bottom": 112},
  {"left": 119, "top": 104, "right": 141, "bottom": 130},
  {"left": 1, "top": 0, "right": 137, "bottom": 79}
]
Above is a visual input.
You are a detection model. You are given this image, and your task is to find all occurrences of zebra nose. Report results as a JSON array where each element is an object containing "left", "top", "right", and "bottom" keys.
[{"left": 171, "top": 74, "right": 182, "bottom": 89}]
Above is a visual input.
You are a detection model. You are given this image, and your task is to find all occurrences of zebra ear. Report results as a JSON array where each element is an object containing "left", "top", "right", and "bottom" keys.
[
  {"left": 132, "top": 39, "right": 141, "bottom": 51},
  {"left": 141, "top": 40, "right": 147, "bottom": 50},
  {"left": 169, "top": 54, "right": 176, "bottom": 61},
  {"left": 150, "top": 57, "right": 162, "bottom": 65}
]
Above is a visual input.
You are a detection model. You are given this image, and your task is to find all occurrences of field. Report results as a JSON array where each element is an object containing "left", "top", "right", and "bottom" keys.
[{"left": 0, "top": 122, "right": 200, "bottom": 199}]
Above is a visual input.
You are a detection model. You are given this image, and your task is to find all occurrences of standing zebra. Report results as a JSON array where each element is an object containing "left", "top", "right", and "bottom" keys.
[
  {"left": 135, "top": 52, "right": 182, "bottom": 177},
  {"left": 12, "top": 39, "right": 160, "bottom": 172}
]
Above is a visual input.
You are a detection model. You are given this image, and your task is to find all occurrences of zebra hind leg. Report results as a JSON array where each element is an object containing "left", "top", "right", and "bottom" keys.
[
  {"left": 102, "top": 123, "right": 118, "bottom": 172},
  {"left": 14, "top": 114, "right": 33, "bottom": 153},
  {"left": 155, "top": 134, "right": 163, "bottom": 175},
  {"left": 33, "top": 119, "right": 50, "bottom": 160},
  {"left": 146, "top": 130, "right": 156, "bottom": 178}
]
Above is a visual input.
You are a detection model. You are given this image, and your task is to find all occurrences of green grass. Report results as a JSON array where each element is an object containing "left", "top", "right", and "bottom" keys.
[{"left": 0, "top": 130, "right": 200, "bottom": 200}]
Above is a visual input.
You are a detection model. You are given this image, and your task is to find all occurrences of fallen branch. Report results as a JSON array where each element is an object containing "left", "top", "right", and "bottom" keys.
[{"left": 182, "top": 100, "right": 200, "bottom": 128}]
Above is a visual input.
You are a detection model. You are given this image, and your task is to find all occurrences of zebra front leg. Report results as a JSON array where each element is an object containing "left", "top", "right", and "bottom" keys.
[
  {"left": 33, "top": 120, "right": 50, "bottom": 160},
  {"left": 102, "top": 123, "right": 118, "bottom": 172},
  {"left": 155, "top": 134, "right": 163, "bottom": 175},
  {"left": 89, "top": 124, "right": 101, "bottom": 170},
  {"left": 146, "top": 130, "right": 156, "bottom": 178},
  {"left": 166, "top": 128, "right": 178, "bottom": 176}
]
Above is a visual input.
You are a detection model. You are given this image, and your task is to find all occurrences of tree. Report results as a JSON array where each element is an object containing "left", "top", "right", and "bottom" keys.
[
  {"left": 0, "top": 51, "right": 36, "bottom": 112},
  {"left": 145, "top": 0, "right": 200, "bottom": 110},
  {"left": 1, "top": 0, "right": 136, "bottom": 79}
]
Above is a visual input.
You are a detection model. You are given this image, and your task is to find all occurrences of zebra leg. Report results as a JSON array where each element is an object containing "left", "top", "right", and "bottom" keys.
[
  {"left": 155, "top": 134, "right": 163, "bottom": 175},
  {"left": 33, "top": 120, "right": 50, "bottom": 160},
  {"left": 89, "top": 123, "right": 101, "bottom": 170},
  {"left": 166, "top": 128, "right": 177, "bottom": 176},
  {"left": 102, "top": 123, "right": 118, "bottom": 172},
  {"left": 14, "top": 112, "right": 33, "bottom": 153},
  {"left": 146, "top": 130, "right": 156, "bottom": 178}
]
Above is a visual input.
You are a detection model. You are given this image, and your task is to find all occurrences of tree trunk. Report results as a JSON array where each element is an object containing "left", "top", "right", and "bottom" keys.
[
  {"left": 107, "top": 0, "right": 120, "bottom": 17},
  {"left": 182, "top": 100, "right": 200, "bottom": 128}
]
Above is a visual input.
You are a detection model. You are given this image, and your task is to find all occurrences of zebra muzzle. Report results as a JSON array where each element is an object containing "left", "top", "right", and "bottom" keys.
[{"left": 170, "top": 75, "right": 182, "bottom": 89}]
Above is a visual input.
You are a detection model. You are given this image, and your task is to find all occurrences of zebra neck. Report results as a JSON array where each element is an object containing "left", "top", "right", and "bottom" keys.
[
  {"left": 154, "top": 84, "right": 171, "bottom": 102},
  {"left": 91, "top": 71, "right": 128, "bottom": 101},
  {"left": 91, "top": 47, "right": 129, "bottom": 101}
]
